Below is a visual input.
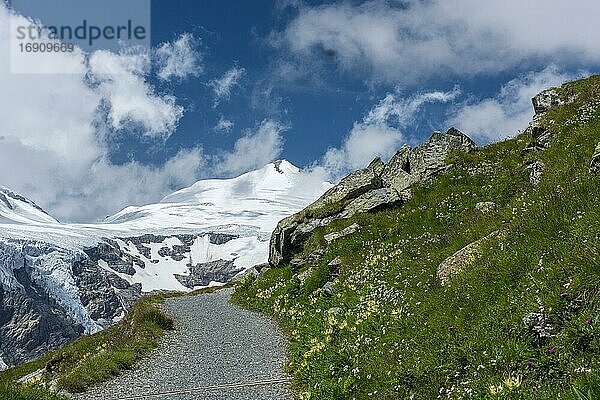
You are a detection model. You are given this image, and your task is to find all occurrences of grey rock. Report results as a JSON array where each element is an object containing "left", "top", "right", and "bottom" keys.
[
  {"left": 327, "top": 257, "right": 342, "bottom": 279},
  {"left": 0, "top": 270, "right": 84, "bottom": 367},
  {"left": 327, "top": 256, "right": 342, "bottom": 268},
  {"left": 307, "top": 249, "right": 325, "bottom": 263},
  {"left": 437, "top": 230, "right": 505, "bottom": 286},
  {"left": 322, "top": 281, "right": 334, "bottom": 297},
  {"left": 531, "top": 88, "right": 564, "bottom": 114},
  {"left": 309, "top": 157, "right": 385, "bottom": 212},
  {"left": 289, "top": 258, "right": 307, "bottom": 269},
  {"left": 324, "top": 223, "right": 361, "bottom": 243},
  {"left": 590, "top": 142, "right": 600, "bottom": 173},
  {"left": 84, "top": 241, "right": 138, "bottom": 275},
  {"left": 341, "top": 188, "right": 405, "bottom": 216},
  {"left": 475, "top": 202, "right": 496, "bottom": 213},
  {"left": 410, "top": 128, "right": 477, "bottom": 180},
  {"left": 522, "top": 88, "right": 576, "bottom": 155},
  {"left": 523, "top": 312, "right": 560, "bottom": 339},
  {"left": 525, "top": 160, "right": 545, "bottom": 186},
  {"left": 174, "top": 259, "right": 243, "bottom": 289}
]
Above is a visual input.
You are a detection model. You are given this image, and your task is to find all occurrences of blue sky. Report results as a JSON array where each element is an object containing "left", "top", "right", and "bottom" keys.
[{"left": 1, "top": 0, "right": 599, "bottom": 221}]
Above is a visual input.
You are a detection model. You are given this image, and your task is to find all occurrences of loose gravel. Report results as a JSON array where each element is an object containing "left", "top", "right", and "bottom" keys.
[{"left": 73, "top": 288, "right": 293, "bottom": 400}]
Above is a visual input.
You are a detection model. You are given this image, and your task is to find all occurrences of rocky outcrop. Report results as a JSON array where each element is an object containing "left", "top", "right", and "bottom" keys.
[
  {"left": 0, "top": 269, "right": 83, "bottom": 367},
  {"left": 269, "top": 128, "right": 476, "bottom": 267},
  {"left": 522, "top": 88, "right": 576, "bottom": 155},
  {"left": 531, "top": 88, "right": 566, "bottom": 114}
]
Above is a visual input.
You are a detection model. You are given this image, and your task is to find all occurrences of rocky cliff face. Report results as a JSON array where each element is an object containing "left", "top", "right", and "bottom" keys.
[{"left": 269, "top": 128, "right": 477, "bottom": 267}]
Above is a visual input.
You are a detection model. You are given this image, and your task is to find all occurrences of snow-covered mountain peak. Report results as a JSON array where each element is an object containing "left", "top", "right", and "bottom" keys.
[
  {"left": 160, "top": 160, "right": 305, "bottom": 204},
  {"left": 0, "top": 187, "right": 59, "bottom": 225},
  {"left": 106, "top": 160, "right": 331, "bottom": 232}
]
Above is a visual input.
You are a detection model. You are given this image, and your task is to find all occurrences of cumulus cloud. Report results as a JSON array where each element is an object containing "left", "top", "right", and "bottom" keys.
[
  {"left": 0, "top": 4, "right": 203, "bottom": 221},
  {"left": 279, "top": 0, "right": 600, "bottom": 84},
  {"left": 210, "top": 66, "right": 246, "bottom": 106},
  {"left": 447, "top": 66, "right": 584, "bottom": 142},
  {"left": 216, "top": 119, "right": 287, "bottom": 175},
  {"left": 215, "top": 116, "right": 234, "bottom": 133},
  {"left": 156, "top": 33, "right": 202, "bottom": 81},
  {"left": 321, "top": 88, "right": 460, "bottom": 178},
  {"left": 90, "top": 50, "right": 184, "bottom": 139}
]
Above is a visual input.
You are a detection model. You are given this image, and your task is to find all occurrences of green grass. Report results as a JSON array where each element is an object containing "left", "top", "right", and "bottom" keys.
[
  {"left": 233, "top": 75, "right": 600, "bottom": 399},
  {"left": 0, "top": 382, "right": 67, "bottom": 400},
  {"left": 0, "top": 284, "right": 232, "bottom": 398}
]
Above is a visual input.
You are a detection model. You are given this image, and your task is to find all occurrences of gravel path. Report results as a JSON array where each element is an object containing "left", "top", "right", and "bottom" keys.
[{"left": 73, "top": 288, "right": 293, "bottom": 400}]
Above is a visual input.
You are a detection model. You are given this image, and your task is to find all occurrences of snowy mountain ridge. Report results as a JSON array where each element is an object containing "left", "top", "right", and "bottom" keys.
[
  {"left": 0, "top": 161, "right": 331, "bottom": 368},
  {"left": 0, "top": 187, "right": 59, "bottom": 225}
]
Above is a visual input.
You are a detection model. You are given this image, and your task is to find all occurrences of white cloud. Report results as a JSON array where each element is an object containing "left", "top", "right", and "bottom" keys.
[
  {"left": 0, "top": 5, "right": 203, "bottom": 221},
  {"left": 90, "top": 50, "right": 184, "bottom": 139},
  {"left": 156, "top": 33, "right": 202, "bottom": 81},
  {"left": 210, "top": 66, "right": 245, "bottom": 106},
  {"left": 280, "top": 0, "right": 600, "bottom": 84},
  {"left": 447, "top": 66, "right": 584, "bottom": 142},
  {"left": 321, "top": 88, "right": 460, "bottom": 178},
  {"left": 216, "top": 119, "right": 287, "bottom": 175},
  {"left": 215, "top": 116, "right": 234, "bottom": 133},
  {"left": 322, "top": 124, "right": 404, "bottom": 176}
]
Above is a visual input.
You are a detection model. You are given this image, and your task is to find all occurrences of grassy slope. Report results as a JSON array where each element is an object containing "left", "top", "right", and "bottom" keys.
[
  {"left": 233, "top": 76, "right": 600, "bottom": 399},
  {"left": 0, "top": 285, "right": 229, "bottom": 399}
]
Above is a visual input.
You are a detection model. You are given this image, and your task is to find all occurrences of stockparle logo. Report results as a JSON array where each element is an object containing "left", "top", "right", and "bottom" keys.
[{"left": 8, "top": 0, "right": 151, "bottom": 74}]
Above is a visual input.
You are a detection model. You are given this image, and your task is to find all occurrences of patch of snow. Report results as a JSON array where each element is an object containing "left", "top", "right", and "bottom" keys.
[{"left": 192, "top": 280, "right": 227, "bottom": 291}]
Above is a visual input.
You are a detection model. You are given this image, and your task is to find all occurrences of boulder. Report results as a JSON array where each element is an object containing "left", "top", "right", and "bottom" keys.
[
  {"left": 409, "top": 128, "right": 477, "bottom": 179},
  {"left": 522, "top": 88, "right": 577, "bottom": 155},
  {"left": 322, "top": 281, "right": 334, "bottom": 297},
  {"left": 327, "top": 256, "right": 342, "bottom": 279},
  {"left": 437, "top": 230, "right": 504, "bottom": 285},
  {"left": 525, "top": 160, "right": 545, "bottom": 186},
  {"left": 341, "top": 188, "right": 405, "bottom": 216},
  {"left": 475, "top": 202, "right": 496, "bottom": 213},
  {"left": 522, "top": 312, "right": 560, "bottom": 339},
  {"left": 590, "top": 142, "right": 600, "bottom": 173}
]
